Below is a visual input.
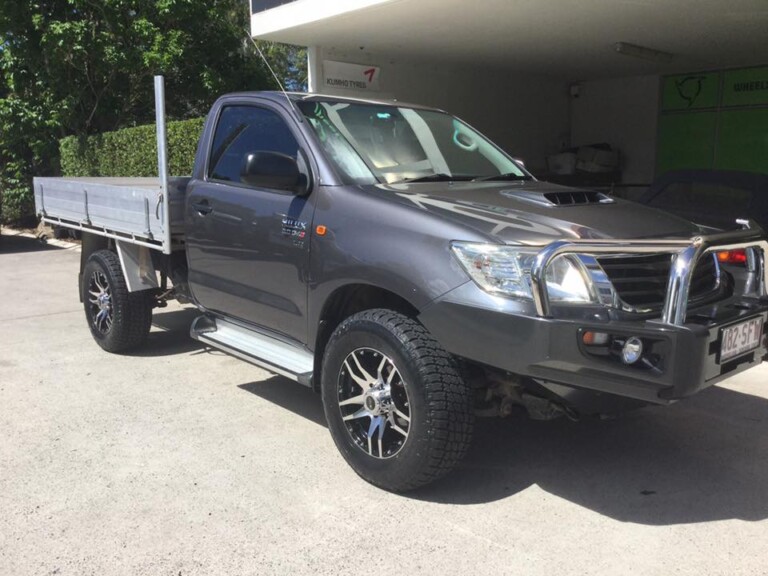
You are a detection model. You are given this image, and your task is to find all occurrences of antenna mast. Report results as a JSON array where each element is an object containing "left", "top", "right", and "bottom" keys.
[{"left": 246, "top": 33, "right": 302, "bottom": 121}]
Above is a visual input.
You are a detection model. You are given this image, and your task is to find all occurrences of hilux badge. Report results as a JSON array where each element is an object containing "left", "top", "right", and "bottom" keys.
[{"left": 281, "top": 216, "right": 308, "bottom": 247}]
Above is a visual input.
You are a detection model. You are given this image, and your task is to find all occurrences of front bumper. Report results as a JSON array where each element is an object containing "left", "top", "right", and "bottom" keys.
[{"left": 420, "top": 289, "right": 768, "bottom": 407}]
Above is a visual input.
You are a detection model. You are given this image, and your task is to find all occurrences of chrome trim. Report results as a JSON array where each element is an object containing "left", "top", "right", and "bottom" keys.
[
  {"left": 530, "top": 227, "right": 768, "bottom": 326},
  {"left": 589, "top": 251, "right": 722, "bottom": 316}
]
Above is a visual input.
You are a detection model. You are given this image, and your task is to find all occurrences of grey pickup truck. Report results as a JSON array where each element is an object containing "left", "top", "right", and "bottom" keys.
[{"left": 34, "top": 79, "right": 768, "bottom": 491}]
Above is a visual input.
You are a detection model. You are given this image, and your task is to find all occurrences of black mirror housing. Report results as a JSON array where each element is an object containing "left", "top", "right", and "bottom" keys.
[{"left": 241, "top": 151, "right": 308, "bottom": 194}]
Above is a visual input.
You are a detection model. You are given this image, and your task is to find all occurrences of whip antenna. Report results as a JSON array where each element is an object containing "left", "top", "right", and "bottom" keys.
[{"left": 246, "top": 33, "right": 302, "bottom": 120}]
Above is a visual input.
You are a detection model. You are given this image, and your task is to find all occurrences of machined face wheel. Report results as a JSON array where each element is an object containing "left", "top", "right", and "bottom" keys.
[
  {"left": 82, "top": 249, "right": 153, "bottom": 353},
  {"left": 337, "top": 347, "right": 411, "bottom": 459},
  {"left": 87, "top": 270, "right": 113, "bottom": 334},
  {"left": 322, "top": 310, "right": 474, "bottom": 491}
]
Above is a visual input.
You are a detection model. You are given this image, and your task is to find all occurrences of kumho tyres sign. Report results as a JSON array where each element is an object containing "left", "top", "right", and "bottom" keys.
[
  {"left": 657, "top": 66, "right": 768, "bottom": 176},
  {"left": 323, "top": 61, "right": 381, "bottom": 92}
]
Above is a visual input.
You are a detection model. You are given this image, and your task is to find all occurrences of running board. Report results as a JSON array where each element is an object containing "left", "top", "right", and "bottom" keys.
[{"left": 190, "top": 315, "right": 314, "bottom": 386}]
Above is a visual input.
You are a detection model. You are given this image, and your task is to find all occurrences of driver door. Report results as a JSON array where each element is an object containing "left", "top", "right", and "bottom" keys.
[{"left": 185, "top": 103, "right": 315, "bottom": 344}]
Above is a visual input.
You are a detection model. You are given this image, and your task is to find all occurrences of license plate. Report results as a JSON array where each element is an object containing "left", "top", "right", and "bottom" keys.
[{"left": 719, "top": 317, "right": 764, "bottom": 363}]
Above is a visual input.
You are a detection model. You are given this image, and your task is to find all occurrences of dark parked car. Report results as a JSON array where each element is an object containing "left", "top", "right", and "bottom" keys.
[
  {"left": 639, "top": 169, "right": 768, "bottom": 265},
  {"left": 639, "top": 169, "right": 767, "bottom": 231}
]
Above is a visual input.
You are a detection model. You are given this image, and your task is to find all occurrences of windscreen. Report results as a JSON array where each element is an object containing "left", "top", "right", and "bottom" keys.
[{"left": 298, "top": 100, "right": 528, "bottom": 185}]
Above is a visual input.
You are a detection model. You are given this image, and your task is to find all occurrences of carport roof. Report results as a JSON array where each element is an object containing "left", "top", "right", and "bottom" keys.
[{"left": 251, "top": 0, "right": 768, "bottom": 80}]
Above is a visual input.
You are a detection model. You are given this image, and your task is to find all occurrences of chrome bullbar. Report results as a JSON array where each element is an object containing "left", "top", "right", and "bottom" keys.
[{"left": 530, "top": 226, "right": 768, "bottom": 326}]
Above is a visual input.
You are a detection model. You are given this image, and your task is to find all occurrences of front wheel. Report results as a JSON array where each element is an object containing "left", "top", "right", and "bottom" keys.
[
  {"left": 82, "top": 249, "right": 153, "bottom": 353},
  {"left": 321, "top": 309, "right": 474, "bottom": 492}
]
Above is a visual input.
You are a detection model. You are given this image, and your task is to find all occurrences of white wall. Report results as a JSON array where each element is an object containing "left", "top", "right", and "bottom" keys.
[
  {"left": 571, "top": 75, "right": 660, "bottom": 184},
  {"left": 311, "top": 47, "right": 570, "bottom": 172},
  {"left": 310, "top": 50, "right": 663, "bottom": 181}
]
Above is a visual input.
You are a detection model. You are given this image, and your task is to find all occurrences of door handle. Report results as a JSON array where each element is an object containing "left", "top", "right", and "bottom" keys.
[{"left": 193, "top": 199, "right": 213, "bottom": 215}]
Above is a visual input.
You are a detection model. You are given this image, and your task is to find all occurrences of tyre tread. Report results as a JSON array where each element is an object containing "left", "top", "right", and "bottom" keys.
[
  {"left": 325, "top": 309, "right": 474, "bottom": 491},
  {"left": 84, "top": 250, "right": 153, "bottom": 353}
]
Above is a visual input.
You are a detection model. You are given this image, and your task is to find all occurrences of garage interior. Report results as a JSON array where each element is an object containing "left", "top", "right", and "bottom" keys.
[{"left": 250, "top": 0, "right": 767, "bottom": 199}]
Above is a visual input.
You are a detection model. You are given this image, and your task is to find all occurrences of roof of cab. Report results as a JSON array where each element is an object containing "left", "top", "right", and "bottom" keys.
[{"left": 219, "top": 91, "right": 444, "bottom": 113}]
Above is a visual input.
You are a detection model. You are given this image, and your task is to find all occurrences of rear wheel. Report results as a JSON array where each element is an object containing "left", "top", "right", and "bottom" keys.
[
  {"left": 321, "top": 309, "right": 474, "bottom": 492},
  {"left": 82, "top": 249, "right": 153, "bottom": 352}
]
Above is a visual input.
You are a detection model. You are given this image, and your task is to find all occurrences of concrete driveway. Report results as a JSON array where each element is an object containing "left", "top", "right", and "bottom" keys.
[{"left": 1, "top": 232, "right": 767, "bottom": 576}]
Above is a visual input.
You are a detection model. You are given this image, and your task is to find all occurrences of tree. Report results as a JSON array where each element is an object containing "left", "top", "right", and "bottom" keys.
[
  {"left": 0, "top": 0, "right": 281, "bottom": 223},
  {"left": 255, "top": 40, "right": 308, "bottom": 92}
]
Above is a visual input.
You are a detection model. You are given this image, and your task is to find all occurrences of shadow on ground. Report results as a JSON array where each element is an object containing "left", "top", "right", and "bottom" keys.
[
  {"left": 127, "top": 307, "right": 204, "bottom": 357},
  {"left": 239, "top": 376, "right": 326, "bottom": 427},
  {"left": 124, "top": 305, "right": 768, "bottom": 525},
  {"left": 237, "top": 373, "right": 768, "bottom": 525},
  {"left": 422, "top": 385, "right": 768, "bottom": 524},
  {"left": 0, "top": 233, "right": 63, "bottom": 254}
]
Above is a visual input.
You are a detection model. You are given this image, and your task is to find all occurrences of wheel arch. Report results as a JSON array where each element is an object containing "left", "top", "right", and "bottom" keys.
[
  {"left": 79, "top": 233, "right": 166, "bottom": 300},
  {"left": 312, "top": 283, "right": 419, "bottom": 392}
]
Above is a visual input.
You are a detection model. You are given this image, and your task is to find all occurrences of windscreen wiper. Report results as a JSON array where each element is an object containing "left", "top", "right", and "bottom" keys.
[
  {"left": 398, "top": 173, "right": 475, "bottom": 183},
  {"left": 472, "top": 173, "right": 533, "bottom": 182}
]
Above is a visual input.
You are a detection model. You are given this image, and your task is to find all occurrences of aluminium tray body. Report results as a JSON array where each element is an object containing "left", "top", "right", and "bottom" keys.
[{"left": 34, "top": 176, "right": 188, "bottom": 251}]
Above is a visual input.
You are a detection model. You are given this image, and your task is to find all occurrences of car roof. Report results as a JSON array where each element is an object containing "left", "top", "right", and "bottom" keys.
[
  {"left": 222, "top": 91, "right": 445, "bottom": 113},
  {"left": 650, "top": 169, "right": 768, "bottom": 193}
]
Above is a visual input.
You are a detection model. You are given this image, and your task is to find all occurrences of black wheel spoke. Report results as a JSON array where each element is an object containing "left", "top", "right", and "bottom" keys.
[
  {"left": 337, "top": 347, "right": 410, "bottom": 459},
  {"left": 87, "top": 270, "right": 113, "bottom": 335}
]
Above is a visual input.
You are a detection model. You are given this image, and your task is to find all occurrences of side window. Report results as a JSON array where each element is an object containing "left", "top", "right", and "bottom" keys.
[{"left": 208, "top": 105, "right": 300, "bottom": 186}]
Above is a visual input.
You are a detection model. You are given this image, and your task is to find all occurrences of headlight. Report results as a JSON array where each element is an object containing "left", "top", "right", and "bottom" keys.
[{"left": 450, "top": 242, "right": 596, "bottom": 303}]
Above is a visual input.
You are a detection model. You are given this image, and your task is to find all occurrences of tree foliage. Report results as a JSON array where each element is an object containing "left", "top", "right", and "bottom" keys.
[
  {"left": 0, "top": 0, "right": 304, "bottom": 222},
  {"left": 255, "top": 40, "right": 308, "bottom": 92}
]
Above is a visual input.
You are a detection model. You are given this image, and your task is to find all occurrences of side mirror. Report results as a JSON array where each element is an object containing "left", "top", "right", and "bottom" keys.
[
  {"left": 241, "top": 151, "right": 308, "bottom": 194},
  {"left": 513, "top": 157, "right": 526, "bottom": 168}
]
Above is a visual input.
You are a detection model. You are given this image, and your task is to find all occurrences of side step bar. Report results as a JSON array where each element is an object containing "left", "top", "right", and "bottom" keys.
[{"left": 190, "top": 315, "right": 314, "bottom": 387}]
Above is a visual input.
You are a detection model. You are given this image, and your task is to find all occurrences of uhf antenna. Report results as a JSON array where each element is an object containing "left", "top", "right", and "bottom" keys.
[{"left": 246, "top": 32, "right": 302, "bottom": 121}]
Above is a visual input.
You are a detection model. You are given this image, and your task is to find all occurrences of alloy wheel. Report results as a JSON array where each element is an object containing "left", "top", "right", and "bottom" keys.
[
  {"left": 337, "top": 347, "right": 411, "bottom": 459},
  {"left": 87, "top": 271, "right": 113, "bottom": 334}
]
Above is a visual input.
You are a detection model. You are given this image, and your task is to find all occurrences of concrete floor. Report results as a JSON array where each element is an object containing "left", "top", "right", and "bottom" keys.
[{"left": 1, "top": 231, "right": 767, "bottom": 576}]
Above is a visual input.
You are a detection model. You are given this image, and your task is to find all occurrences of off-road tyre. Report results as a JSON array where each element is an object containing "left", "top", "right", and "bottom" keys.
[
  {"left": 321, "top": 309, "right": 474, "bottom": 492},
  {"left": 82, "top": 249, "right": 153, "bottom": 353}
]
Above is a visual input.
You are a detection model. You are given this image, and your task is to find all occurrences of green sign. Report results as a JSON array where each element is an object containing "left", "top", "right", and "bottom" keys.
[
  {"left": 662, "top": 72, "right": 719, "bottom": 111},
  {"left": 715, "top": 109, "right": 768, "bottom": 173},
  {"left": 722, "top": 66, "right": 768, "bottom": 107},
  {"left": 658, "top": 66, "right": 768, "bottom": 176},
  {"left": 657, "top": 112, "right": 717, "bottom": 174}
]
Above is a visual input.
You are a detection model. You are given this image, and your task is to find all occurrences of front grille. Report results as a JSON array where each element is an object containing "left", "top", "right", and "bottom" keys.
[{"left": 597, "top": 253, "right": 719, "bottom": 309}]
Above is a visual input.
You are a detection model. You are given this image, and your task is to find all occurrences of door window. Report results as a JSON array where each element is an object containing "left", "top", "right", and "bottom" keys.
[{"left": 208, "top": 105, "right": 300, "bottom": 186}]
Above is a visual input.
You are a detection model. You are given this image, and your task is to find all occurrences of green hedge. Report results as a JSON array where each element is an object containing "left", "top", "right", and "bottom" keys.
[
  {"left": 60, "top": 117, "right": 206, "bottom": 177},
  {"left": 0, "top": 161, "right": 36, "bottom": 225}
]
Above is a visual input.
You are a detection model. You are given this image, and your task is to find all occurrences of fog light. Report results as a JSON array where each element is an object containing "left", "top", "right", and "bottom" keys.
[{"left": 621, "top": 337, "right": 644, "bottom": 364}]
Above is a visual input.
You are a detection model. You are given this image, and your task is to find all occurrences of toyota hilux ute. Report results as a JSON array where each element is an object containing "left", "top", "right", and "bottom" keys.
[{"left": 34, "top": 79, "right": 768, "bottom": 491}]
